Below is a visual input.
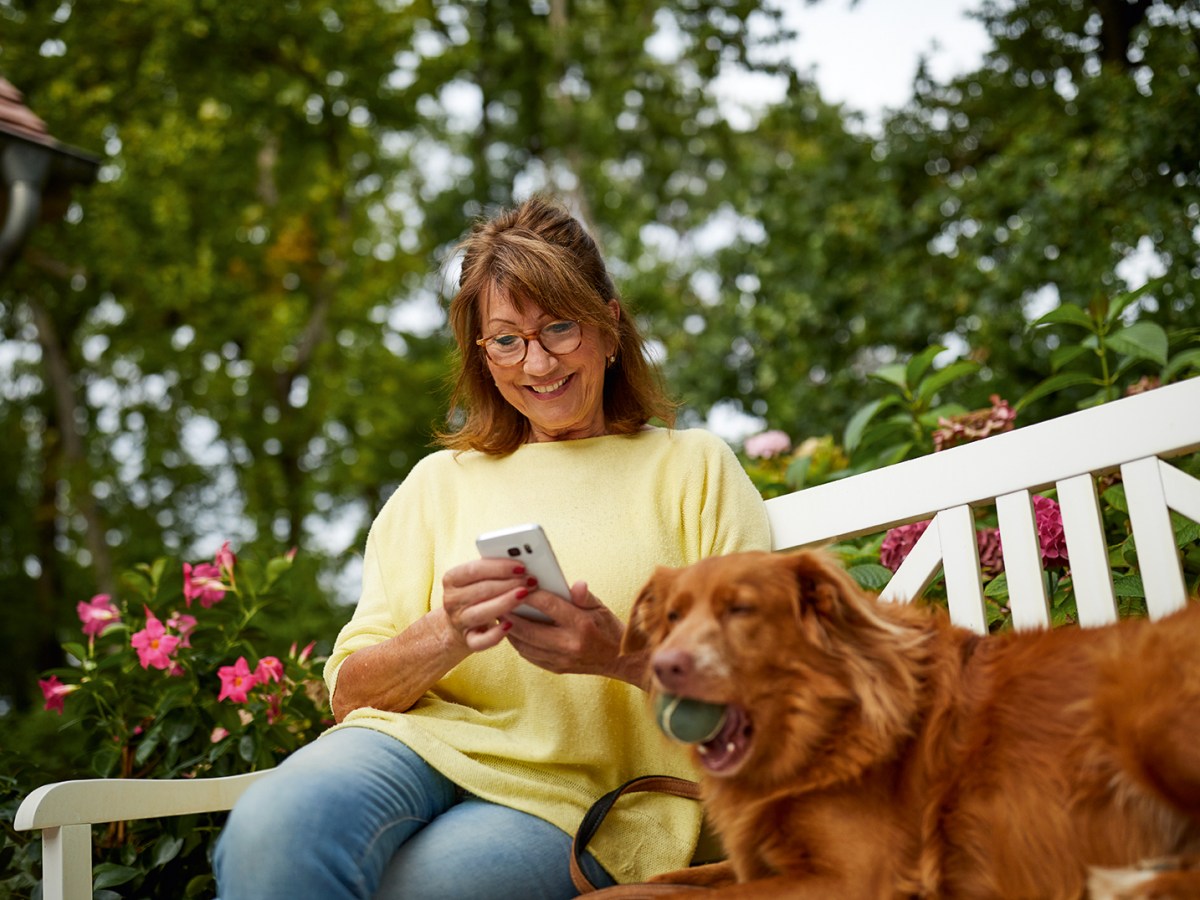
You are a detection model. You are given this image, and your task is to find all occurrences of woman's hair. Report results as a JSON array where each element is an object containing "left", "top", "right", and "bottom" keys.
[{"left": 435, "top": 195, "right": 675, "bottom": 455}]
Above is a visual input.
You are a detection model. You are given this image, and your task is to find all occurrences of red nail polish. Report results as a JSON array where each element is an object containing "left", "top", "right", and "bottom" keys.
[
  {"left": 502, "top": 621, "right": 513, "bottom": 632},
  {"left": 513, "top": 565, "right": 526, "bottom": 574},
  {"left": 516, "top": 588, "right": 529, "bottom": 599},
  {"left": 526, "top": 576, "right": 538, "bottom": 587}
]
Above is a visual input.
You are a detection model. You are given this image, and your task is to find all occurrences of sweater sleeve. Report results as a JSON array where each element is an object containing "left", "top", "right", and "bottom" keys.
[
  {"left": 697, "top": 430, "right": 773, "bottom": 558},
  {"left": 323, "top": 463, "right": 439, "bottom": 698}
]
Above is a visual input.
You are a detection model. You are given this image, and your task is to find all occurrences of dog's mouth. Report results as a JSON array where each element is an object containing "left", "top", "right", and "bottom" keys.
[{"left": 694, "top": 704, "right": 753, "bottom": 776}]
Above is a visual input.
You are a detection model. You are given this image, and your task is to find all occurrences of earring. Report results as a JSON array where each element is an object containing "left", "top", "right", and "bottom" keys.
[{"left": 606, "top": 354, "right": 616, "bottom": 368}]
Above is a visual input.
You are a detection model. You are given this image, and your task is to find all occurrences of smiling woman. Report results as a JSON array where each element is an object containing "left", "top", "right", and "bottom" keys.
[{"left": 211, "top": 195, "right": 773, "bottom": 900}]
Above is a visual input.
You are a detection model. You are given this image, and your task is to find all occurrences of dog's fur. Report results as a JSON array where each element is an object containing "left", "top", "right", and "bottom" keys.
[{"left": 622, "top": 550, "right": 1200, "bottom": 899}]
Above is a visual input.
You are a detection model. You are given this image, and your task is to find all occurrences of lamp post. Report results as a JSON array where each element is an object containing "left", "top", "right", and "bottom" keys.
[{"left": 0, "top": 76, "right": 100, "bottom": 276}]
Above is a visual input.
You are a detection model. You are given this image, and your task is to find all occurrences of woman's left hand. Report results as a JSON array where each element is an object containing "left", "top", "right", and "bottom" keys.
[{"left": 503, "top": 582, "right": 646, "bottom": 686}]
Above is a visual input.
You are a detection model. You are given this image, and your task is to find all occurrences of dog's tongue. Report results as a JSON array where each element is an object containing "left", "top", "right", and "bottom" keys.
[{"left": 696, "top": 705, "right": 752, "bottom": 774}]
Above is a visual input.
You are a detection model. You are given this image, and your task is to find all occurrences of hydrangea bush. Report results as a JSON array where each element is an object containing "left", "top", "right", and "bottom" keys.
[
  {"left": 739, "top": 333, "right": 1200, "bottom": 629},
  {"left": 4, "top": 543, "right": 331, "bottom": 899}
]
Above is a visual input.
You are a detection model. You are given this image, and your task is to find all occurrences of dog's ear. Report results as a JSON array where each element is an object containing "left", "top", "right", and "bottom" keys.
[
  {"left": 621, "top": 567, "right": 674, "bottom": 655},
  {"left": 782, "top": 549, "right": 870, "bottom": 621}
]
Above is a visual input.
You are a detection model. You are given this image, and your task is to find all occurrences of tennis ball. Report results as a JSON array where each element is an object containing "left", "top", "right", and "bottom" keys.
[{"left": 654, "top": 693, "right": 728, "bottom": 744}]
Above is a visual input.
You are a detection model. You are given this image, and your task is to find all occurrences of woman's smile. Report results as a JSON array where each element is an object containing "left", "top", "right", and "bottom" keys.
[{"left": 528, "top": 375, "right": 571, "bottom": 396}]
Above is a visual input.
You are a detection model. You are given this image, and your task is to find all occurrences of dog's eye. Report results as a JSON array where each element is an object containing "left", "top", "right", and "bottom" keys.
[
  {"left": 728, "top": 604, "right": 756, "bottom": 617},
  {"left": 666, "top": 610, "right": 681, "bottom": 623}
]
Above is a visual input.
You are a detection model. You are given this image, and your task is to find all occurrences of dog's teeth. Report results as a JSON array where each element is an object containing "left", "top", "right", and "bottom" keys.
[
  {"left": 697, "top": 745, "right": 708, "bottom": 755},
  {"left": 726, "top": 742, "right": 736, "bottom": 753}
]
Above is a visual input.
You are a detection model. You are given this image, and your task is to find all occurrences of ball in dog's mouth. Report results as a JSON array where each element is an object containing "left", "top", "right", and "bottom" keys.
[
  {"left": 655, "top": 693, "right": 728, "bottom": 743},
  {"left": 654, "top": 694, "right": 753, "bottom": 775}
]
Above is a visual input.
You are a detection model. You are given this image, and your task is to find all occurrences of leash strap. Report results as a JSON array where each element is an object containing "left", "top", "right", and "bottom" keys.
[{"left": 570, "top": 775, "right": 705, "bottom": 895}]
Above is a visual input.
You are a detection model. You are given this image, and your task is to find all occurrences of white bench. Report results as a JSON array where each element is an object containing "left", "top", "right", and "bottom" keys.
[{"left": 15, "top": 376, "right": 1200, "bottom": 900}]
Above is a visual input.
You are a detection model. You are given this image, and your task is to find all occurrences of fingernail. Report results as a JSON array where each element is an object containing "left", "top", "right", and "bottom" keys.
[
  {"left": 526, "top": 576, "right": 538, "bottom": 587},
  {"left": 516, "top": 588, "right": 529, "bottom": 599},
  {"left": 501, "top": 621, "right": 513, "bottom": 632},
  {"left": 513, "top": 565, "right": 526, "bottom": 574}
]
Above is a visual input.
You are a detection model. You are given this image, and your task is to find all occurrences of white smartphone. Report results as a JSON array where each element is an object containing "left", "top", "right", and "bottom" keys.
[{"left": 476, "top": 523, "right": 571, "bottom": 623}]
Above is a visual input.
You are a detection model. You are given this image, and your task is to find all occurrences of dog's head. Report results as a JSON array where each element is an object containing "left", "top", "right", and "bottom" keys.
[{"left": 623, "top": 549, "right": 929, "bottom": 785}]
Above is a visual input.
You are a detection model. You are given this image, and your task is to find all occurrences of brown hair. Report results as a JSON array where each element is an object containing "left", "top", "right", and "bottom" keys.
[{"left": 435, "top": 196, "right": 675, "bottom": 455}]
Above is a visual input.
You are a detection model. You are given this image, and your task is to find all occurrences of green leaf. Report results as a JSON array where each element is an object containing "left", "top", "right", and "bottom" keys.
[
  {"left": 1106, "top": 322, "right": 1169, "bottom": 365},
  {"left": 1101, "top": 484, "right": 1128, "bottom": 513},
  {"left": 135, "top": 728, "right": 162, "bottom": 767},
  {"left": 61, "top": 642, "right": 89, "bottom": 662},
  {"left": 914, "top": 359, "right": 982, "bottom": 405},
  {"left": 238, "top": 733, "right": 256, "bottom": 763},
  {"left": 843, "top": 396, "right": 898, "bottom": 453},
  {"left": 1105, "top": 277, "right": 1164, "bottom": 325},
  {"left": 264, "top": 555, "right": 295, "bottom": 590},
  {"left": 93, "top": 863, "right": 141, "bottom": 890},
  {"left": 1112, "top": 574, "right": 1145, "bottom": 598},
  {"left": 905, "top": 345, "right": 944, "bottom": 390},
  {"left": 847, "top": 563, "right": 894, "bottom": 591},
  {"left": 1164, "top": 348, "right": 1200, "bottom": 381},
  {"left": 1049, "top": 344, "right": 1090, "bottom": 373},
  {"left": 1014, "top": 372, "right": 1101, "bottom": 414},
  {"left": 1029, "top": 304, "right": 1095, "bottom": 331},
  {"left": 984, "top": 573, "right": 1010, "bottom": 599},
  {"left": 151, "top": 834, "right": 185, "bottom": 868},
  {"left": 784, "top": 454, "right": 811, "bottom": 490},
  {"left": 868, "top": 363, "right": 909, "bottom": 391},
  {"left": 1172, "top": 513, "right": 1200, "bottom": 547}
]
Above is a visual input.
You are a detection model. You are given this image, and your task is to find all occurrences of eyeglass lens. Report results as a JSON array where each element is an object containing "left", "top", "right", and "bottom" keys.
[{"left": 486, "top": 321, "right": 580, "bottom": 363}]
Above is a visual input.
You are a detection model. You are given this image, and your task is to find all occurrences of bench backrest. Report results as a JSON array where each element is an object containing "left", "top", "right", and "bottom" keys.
[{"left": 763, "top": 377, "right": 1200, "bottom": 633}]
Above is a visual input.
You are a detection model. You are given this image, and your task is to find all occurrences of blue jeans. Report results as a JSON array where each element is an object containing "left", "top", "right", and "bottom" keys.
[{"left": 213, "top": 727, "right": 616, "bottom": 899}]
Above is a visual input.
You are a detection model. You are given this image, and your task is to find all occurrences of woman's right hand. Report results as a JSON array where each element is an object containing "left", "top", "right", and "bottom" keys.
[
  {"left": 331, "top": 557, "right": 535, "bottom": 721},
  {"left": 439, "top": 557, "right": 537, "bottom": 652}
]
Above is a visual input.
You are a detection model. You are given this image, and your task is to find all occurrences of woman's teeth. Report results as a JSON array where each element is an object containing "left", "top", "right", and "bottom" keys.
[{"left": 530, "top": 377, "right": 568, "bottom": 394}]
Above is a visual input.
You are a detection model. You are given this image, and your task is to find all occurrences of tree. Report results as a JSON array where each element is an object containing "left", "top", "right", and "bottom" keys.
[{"left": 0, "top": 0, "right": 795, "bottom": 708}]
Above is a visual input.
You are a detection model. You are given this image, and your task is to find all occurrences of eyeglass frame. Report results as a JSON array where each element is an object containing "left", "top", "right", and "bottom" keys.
[{"left": 474, "top": 320, "right": 583, "bottom": 366}]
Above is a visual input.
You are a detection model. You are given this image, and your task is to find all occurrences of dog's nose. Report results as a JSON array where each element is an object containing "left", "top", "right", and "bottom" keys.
[{"left": 652, "top": 648, "right": 694, "bottom": 689}]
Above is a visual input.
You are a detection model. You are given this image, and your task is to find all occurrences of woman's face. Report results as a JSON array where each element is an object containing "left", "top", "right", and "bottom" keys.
[{"left": 481, "top": 285, "right": 619, "bottom": 443}]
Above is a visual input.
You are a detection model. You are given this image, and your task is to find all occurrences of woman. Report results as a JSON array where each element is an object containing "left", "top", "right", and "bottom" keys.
[{"left": 214, "top": 196, "right": 771, "bottom": 899}]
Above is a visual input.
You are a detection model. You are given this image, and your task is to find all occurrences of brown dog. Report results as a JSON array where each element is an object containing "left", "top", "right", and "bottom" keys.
[{"left": 622, "top": 549, "right": 1200, "bottom": 899}]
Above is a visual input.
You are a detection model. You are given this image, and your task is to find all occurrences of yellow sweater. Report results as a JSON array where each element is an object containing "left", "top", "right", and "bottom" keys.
[{"left": 324, "top": 427, "right": 772, "bottom": 883}]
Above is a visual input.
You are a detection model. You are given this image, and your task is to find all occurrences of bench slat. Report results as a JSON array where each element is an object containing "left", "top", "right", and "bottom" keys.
[
  {"left": 1122, "top": 457, "right": 1187, "bottom": 619},
  {"left": 996, "top": 489, "right": 1051, "bottom": 631},
  {"left": 940, "top": 505, "right": 988, "bottom": 633},
  {"left": 1056, "top": 473, "right": 1118, "bottom": 627}
]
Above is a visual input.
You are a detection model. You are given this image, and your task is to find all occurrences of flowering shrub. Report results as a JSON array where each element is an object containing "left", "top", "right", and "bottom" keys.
[
  {"left": 879, "top": 496, "right": 1068, "bottom": 575},
  {"left": 9, "top": 543, "right": 330, "bottom": 898},
  {"left": 743, "top": 349, "right": 1200, "bottom": 629}
]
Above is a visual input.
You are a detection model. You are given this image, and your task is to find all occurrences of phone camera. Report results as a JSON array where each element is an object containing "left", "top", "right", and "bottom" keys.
[{"left": 507, "top": 547, "right": 520, "bottom": 557}]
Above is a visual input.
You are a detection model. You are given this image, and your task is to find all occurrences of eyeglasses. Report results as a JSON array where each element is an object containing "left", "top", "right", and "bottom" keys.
[{"left": 475, "top": 320, "right": 582, "bottom": 365}]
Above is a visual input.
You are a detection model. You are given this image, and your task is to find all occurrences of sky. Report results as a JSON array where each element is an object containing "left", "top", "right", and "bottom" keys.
[{"left": 715, "top": 0, "right": 993, "bottom": 131}]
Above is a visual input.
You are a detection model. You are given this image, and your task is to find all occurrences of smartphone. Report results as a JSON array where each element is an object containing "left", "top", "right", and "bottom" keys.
[{"left": 476, "top": 523, "right": 571, "bottom": 623}]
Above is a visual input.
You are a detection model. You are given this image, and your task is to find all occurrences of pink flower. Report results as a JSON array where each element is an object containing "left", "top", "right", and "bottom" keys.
[
  {"left": 130, "top": 608, "right": 181, "bottom": 670},
  {"left": 743, "top": 429, "right": 792, "bottom": 460},
  {"left": 218, "top": 657, "right": 258, "bottom": 703},
  {"left": 933, "top": 396, "right": 1017, "bottom": 452},
  {"left": 976, "top": 527, "right": 1004, "bottom": 575},
  {"left": 166, "top": 612, "right": 198, "bottom": 648},
  {"left": 255, "top": 656, "right": 284, "bottom": 684},
  {"left": 211, "top": 726, "right": 230, "bottom": 743},
  {"left": 76, "top": 594, "right": 120, "bottom": 638},
  {"left": 290, "top": 640, "right": 316, "bottom": 664},
  {"left": 285, "top": 547, "right": 298, "bottom": 562},
  {"left": 1033, "top": 495, "right": 1069, "bottom": 568},
  {"left": 880, "top": 520, "right": 932, "bottom": 572},
  {"left": 183, "top": 561, "right": 226, "bottom": 608},
  {"left": 215, "top": 541, "right": 237, "bottom": 580},
  {"left": 39, "top": 675, "right": 76, "bottom": 715}
]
